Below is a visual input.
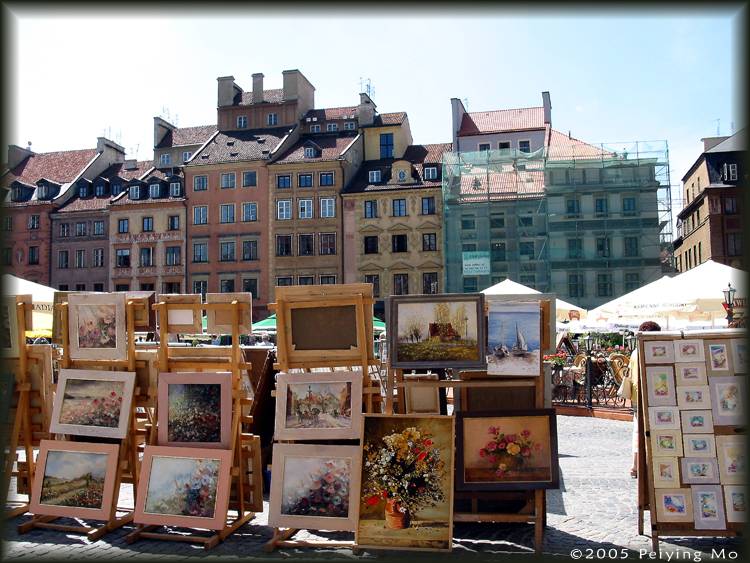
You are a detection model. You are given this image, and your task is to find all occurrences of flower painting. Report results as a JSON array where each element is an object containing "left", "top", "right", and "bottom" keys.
[
  {"left": 680, "top": 410, "right": 714, "bottom": 434},
  {"left": 648, "top": 406, "right": 680, "bottom": 430},
  {"left": 674, "top": 339, "right": 705, "bottom": 363},
  {"left": 692, "top": 485, "right": 726, "bottom": 530},
  {"left": 650, "top": 431, "right": 684, "bottom": 457},
  {"left": 486, "top": 302, "right": 542, "bottom": 377},
  {"left": 683, "top": 434, "right": 716, "bottom": 458},
  {"left": 77, "top": 305, "right": 117, "bottom": 349},
  {"left": 655, "top": 489, "right": 693, "bottom": 523},
  {"left": 710, "top": 376, "right": 745, "bottom": 426},
  {"left": 676, "top": 363, "right": 707, "bottom": 386},
  {"left": 68, "top": 293, "right": 126, "bottom": 361},
  {"left": 357, "top": 415, "right": 454, "bottom": 551},
  {"left": 676, "top": 385, "right": 711, "bottom": 409}
]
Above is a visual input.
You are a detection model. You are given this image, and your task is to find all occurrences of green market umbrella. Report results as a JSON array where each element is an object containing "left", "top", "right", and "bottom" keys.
[{"left": 250, "top": 314, "right": 386, "bottom": 333}]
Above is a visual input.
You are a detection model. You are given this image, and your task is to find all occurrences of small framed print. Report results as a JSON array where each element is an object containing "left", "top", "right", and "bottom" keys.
[
  {"left": 159, "top": 294, "right": 202, "bottom": 334},
  {"left": 68, "top": 293, "right": 127, "bottom": 361},
  {"left": 680, "top": 410, "right": 714, "bottom": 434},
  {"left": 723, "top": 485, "right": 747, "bottom": 522},
  {"left": 675, "top": 363, "right": 707, "bottom": 386},
  {"left": 730, "top": 339, "right": 747, "bottom": 374},
  {"left": 683, "top": 434, "right": 716, "bottom": 458},
  {"left": 651, "top": 431, "right": 684, "bottom": 457},
  {"left": 644, "top": 341, "right": 675, "bottom": 364},
  {"left": 645, "top": 366, "right": 676, "bottom": 407},
  {"left": 717, "top": 435, "right": 746, "bottom": 485},
  {"left": 692, "top": 484, "right": 726, "bottom": 530},
  {"left": 676, "top": 385, "right": 712, "bottom": 410},
  {"left": 680, "top": 457, "right": 720, "bottom": 484},
  {"left": 648, "top": 406, "right": 680, "bottom": 430},
  {"left": 705, "top": 340, "right": 733, "bottom": 375},
  {"left": 674, "top": 339, "right": 706, "bottom": 363},
  {"left": 710, "top": 376, "right": 745, "bottom": 426},
  {"left": 655, "top": 488, "right": 693, "bottom": 523},
  {"left": 652, "top": 457, "right": 680, "bottom": 488}
]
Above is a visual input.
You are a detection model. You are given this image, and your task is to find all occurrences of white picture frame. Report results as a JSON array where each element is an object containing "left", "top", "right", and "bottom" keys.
[
  {"left": 683, "top": 434, "right": 717, "bottom": 458},
  {"left": 652, "top": 457, "right": 680, "bottom": 488},
  {"left": 648, "top": 406, "right": 680, "bottom": 430},
  {"left": 645, "top": 366, "right": 676, "bottom": 407},
  {"left": 680, "top": 410, "right": 714, "bottom": 434},
  {"left": 644, "top": 340, "right": 675, "bottom": 364},
  {"left": 67, "top": 293, "right": 127, "bottom": 361},
  {"left": 704, "top": 339, "right": 733, "bottom": 375},
  {"left": 676, "top": 385, "right": 712, "bottom": 410},
  {"left": 717, "top": 435, "right": 746, "bottom": 485},
  {"left": 674, "top": 339, "right": 706, "bottom": 363},
  {"left": 730, "top": 339, "right": 747, "bottom": 374},
  {"left": 692, "top": 484, "right": 727, "bottom": 530},
  {"left": 680, "top": 457, "right": 720, "bottom": 484},
  {"left": 650, "top": 430, "right": 684, "bottom": 457}
]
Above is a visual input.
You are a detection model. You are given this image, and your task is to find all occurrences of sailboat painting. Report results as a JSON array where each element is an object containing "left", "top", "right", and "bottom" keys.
[{"left": 486, "top": 302, "right": 542, "bottom": 376}]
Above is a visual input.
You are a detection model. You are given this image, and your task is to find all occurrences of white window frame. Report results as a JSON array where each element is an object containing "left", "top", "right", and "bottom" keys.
[
  {"left": 326, "top": 123, "right": 338, "bottom": 132},
  {"left": 139, "top": 247, "right": 153, "bottom": 267},
  {"left": 93, "top": 220, "right": 104, "bottom": 236},
  {"left": 310, "top": 124, "right": 321, "bottom": 133},
  {"left": 193, "top": 242, "right": 208, "bottom": 263},
  {"left": 193, "top": 175, "right": 208, "bottom": 191},
  {"left": 320, "top": 197, "right": 336, "bottom": 218},
  {"left": 344, "top": 121, "right": 356, "bottom": 130},
  {"left": 58, "top": 250, "right": 69, "bottom": 269},
  {"left": 277, "top": 199, "right": 292, "bottom": 220},
  {"left": 729, "top": 163, "right": 738, "bottom": 181},
  {"left": 319, "top": 233, "right": 336, "bottom": 256},
  {"left": 165, "top": 246, "right": 181, "bottom": 266},
  {"left": 237, "top": 115, "right": 248, "bottom": 128},
  {"left": 298, "top": 199, "right": 313, "bottom": 219},
  {"left": 159, "top": 153, "right": 170, "bottom": 166},
  {"left": 28, "top": 215, "right": 40, "bottom": 230},
  {"left": 149, "top": 183, "right": 161, "bottom": 198},
  {"left": 93, "top": 248, "right": 104, "bottom": 268},
  {"left": 242, "top": 170, "right": 257, "bottom": 187},
  {"left": 220, "top": 172, "right": 236, "bottom": 189},
  {"left": 424, "top": 166, "right": 437, "bottom": 180},
  {"left": 182, "top": 151, "right": 192, "bottom": 162},
  {"left": 75, "top": 249, "right": 86, "bottom": 269},
  {"left": 220, "top": 203, "right": 236, "bottom": 224},
  {"left": 169, "top": 181, "right": 181, "bottom": 197},
  {"left": 304, "top": 147, "right": 316, "bottom": 158},
  {"left": 242, "top": 202, "right": 258, "bottom": 222},
  {"left": 129, "top": 185, "right": 141, "bottom": 199},
  {"left": 369, "top": 170, "right": 381, "bottom": 183},
  {"left": 267, "top": 113, "right": 278, "bottom": 126},
  {"left": 193, "top": 205, "right": 208, "bottom": 225}
]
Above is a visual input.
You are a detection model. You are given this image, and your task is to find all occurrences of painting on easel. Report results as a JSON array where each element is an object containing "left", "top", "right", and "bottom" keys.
[
  {"left": 67, "top": 293, "right": 127, "bottom": 361},
  {"left": 486, "top": 302, "right": 542, "bottom": 377}
]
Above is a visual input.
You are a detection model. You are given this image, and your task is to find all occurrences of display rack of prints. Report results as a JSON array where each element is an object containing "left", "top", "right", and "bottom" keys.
[{"left": 636, "top": 329, "right": 746, "bottom": 556}]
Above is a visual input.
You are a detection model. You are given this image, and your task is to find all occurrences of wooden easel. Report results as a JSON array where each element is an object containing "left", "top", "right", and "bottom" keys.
[
  {"left": 17, "top": 298, "right": 141, "bottom": 540},
  {"left": 125, "top": 299, "right": 259, "bottom": 549}
]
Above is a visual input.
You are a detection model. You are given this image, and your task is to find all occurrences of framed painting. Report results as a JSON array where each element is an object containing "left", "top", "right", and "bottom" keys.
[
  {"left": 650, "top": 430, "right": 684, "bottom": 457},
  {"left": 645, "top": 366, "right": 676, "bottom": 407},
  {"left": 486, "top": 302, "right": 542, "bottom": 377},
  {"left": 705, "top": 340, "right": 733, "bottom": 375},
  {"left": 456, "top": 410, "right": 558, "bottom": 492},
  {"left": 675, "top": 363, "right": 708, "bottom": 386},
  {"left": 50, "top": 369, "right": 136, "bottom": 439},
  {"left": 273, "top": 371, "right": 363, "bottom": 441},
  {"left": 652, "top": 457, "right": 680, "bottom": 488},
  {"left": 710, "top": 376, "right": 745, "bottom": 426},
  {"left": 680, "top": 410, "right": 714, "bottom": 434},
  {"left": 157, "top": 372, "right": 233, "bottom": 448},
  {"left": 644, "top": 341, "right": 675, "bottom": 364},
  {"left": 358, "top": 414, "right": 454, "bottom": 551},
  {"left": 206, "top": 292, "right": 252, "bottom": 334},
  {"left": 717, "top": 435, "right": 746, "bottom": 485},
  {"left": 674, "top": 339, "right": 706, "bottom": 363},
  {"left": 683, "top": 434, "right": 716, "bottom": 458},
  {"left": 386, "top": 294, "right": 485, "bottom": 370},
  {"left": 1, "top": 296, "right": 20, "bottom": 358},
  {"left": 124, "top": 291, "right": 156, "bottom": 331},
  {"left": 29, "top": 440, "right": 119, "bottom": 521},
  {"left": 52, "top": 290, "right": 71, "bottom": 345},
  {"left": 692, "top": 484, "right": 726, "bottom": 530},
  {"left": 159, "top": 294, "right": 202, "bottom": 334},
  {"left": 269, "top": 443, "right": 361, "bottom": 532},
  {"left": 655, "top": 488, "right": 694, "bottom": 523},
  {"left": 647, "top": 406, "right": 680, "bottom": 430},
  {"left": 730, "top": 339, "right": 746, "bottom": 374},
  {"left": 135, "top": 445, "right": 233, "bottom": 530},
  {"left": 680, "top": 458, "right": 720, "bottom": 484},
  {"left": 403, "top": 373, "right": 445, "bottom": 415},
  {"left": 67, "top": 293, "right": 127, "bottom": 361},
  {"left": 724, "top": 485, "right": 747, "bottom": 522},
  {"left": 676, "top": 385, "right": 712, "bottom": 410}
]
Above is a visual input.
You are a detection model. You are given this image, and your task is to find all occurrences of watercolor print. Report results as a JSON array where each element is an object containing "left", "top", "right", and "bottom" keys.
[
  {"left": 647, "top": 406, "right": 680, "bottom": 430},
  {"left": 644, "top": 340, "right": 675, "bottom": 364},
  {"left": 645, "top": 366, "right": 676, "bottom": 406},
  {"left": 655, "top": 488, "right": 693, "bottom": 523},
  {"left": 650, "top": 431, "right": 683, "bottom": 457},
  {"left": 652, "top": 457, "right": 679, "bottom": 487},
  {"left": 717, "top": 435, "right": 746, "bottom": 485},
  {"left": 676, "top": 385, "right": 711, "bottom": 410},
  {"left": 692, "top": 485, "right": 726, "bottom": 530},
  {"left": 674, "top": 339, "right": 706, "bottom": 363},
  {"left": 710, "top": 376, "right": 745, "bottom": 426},
  {"left": 68, "top": 293, "right": 126, "bottom": 361},
  {"left": 683, "top": 434, "right": 716, "bottom": 458},
  {"left": 680, "top": 410, "right": 714, "bottom": 434},
  {"left": 706, "top": 341, "right": 731, "bottom": 373},
  {"left": 675, "top": 363, "right": 707, "bottom": 386},
  {"left": 486, "top": 302, "right": 542, "bottom": 377},
  {"left": 679, "top": 458, "right": 720, "bottom": 484},
  {"left": 724, "top": 485, "right": 747, "bottom": 522},
  {"left": 731, "top": 339, "right": 746, "bottom": 374}
]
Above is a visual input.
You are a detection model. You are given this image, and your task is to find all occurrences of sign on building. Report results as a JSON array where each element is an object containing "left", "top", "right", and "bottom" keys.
[{"left": 462, "top": 251, "right": 490, "bottom": 276}]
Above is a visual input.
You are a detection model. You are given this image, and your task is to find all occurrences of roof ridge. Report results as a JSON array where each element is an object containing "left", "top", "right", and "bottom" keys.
[{"left": 469, "top": 105, "right": 543, "bottom": 115}]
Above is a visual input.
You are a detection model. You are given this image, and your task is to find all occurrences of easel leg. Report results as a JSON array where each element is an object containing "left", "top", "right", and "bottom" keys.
[
  {"left": 263, "top": 528, "right": 298, "bottom": 552},
  {"left": 534, "top": 490, "right": 544, "bottom": 555},
  {"left": 651, "top": 531, "right": 659, "bottom": 555}
]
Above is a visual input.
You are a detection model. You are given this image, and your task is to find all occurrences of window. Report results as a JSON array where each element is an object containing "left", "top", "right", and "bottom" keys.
[
  {"left": 462, "top": 243, "right": 477, "bottom": 252},
  {"left": 320, "top": 198, "right": 335, "bottom": 218},
  {"left": 422, "top": 233, "right": 437, "bottom": 251},
  {"left": 461, "top": 215, "right": 475, "bottom": 230},
  {"left": 168, "top": 215, "right": 180, "bottom": 231},
  {"left": 596, "top": 237, "right": 610, "bottom": 258},
  {"left": 220, "top": 279, "right": 235, "bottom": 293},
  {"left": 59, "top": 223, "right": 70, "bottom": 237},
  {"left": 193, "top": 242, "right": 208, "bottom": 263},
  {"left": 729, "top": 163, "right": 738, "bottom": 181},
  {"left": 79, "top": 184, "right": 89, "bottom": 197},
  {"left": 277, "top": 175, "right": 291, "bottom": 189},
  {"left": 364, "top": 200, "right": 378, "bottom": 218},
  {"left": 28, "top": 246, "right": 39, "bottom": 265},
  {"left": 728, "top": 233, "right": 742, "bottom": 256},
  {"left": 237, "top": 115, "right": 248, "bottom": 128},
  {"left": 118, "top": 218, "right": 129, "bottom": 233},
  {"left": 93, "top": 248, "right": 104, "bottom": 267},
  {"left": 193, "top": 206, "right": 208, "bottom": 225},
  {"left": 149, "top": 183, "right": 161, "bottom": 198},
  {"left": 498, "top": 141, "right": 511, "bottom": 150},
  {"left": 193, "top": 280, "right": 207, "bottom": 297},
  {"left": 194, "top": 175, "right": 208, "bottom": 191},
  {"left": 2, "top": 248, "right": 11, "bottom": 266},
  {"left": 518, "top": 216, "right": 533, "bottom": 227},
  {"left": 298, "top": 173, "right": 313, "bottom": 188},
  {"left": 595, "top": 196, "right": 608, "bottom": 217},
  {"left": 320, "top": 233, "right": 336, "bottom": 255},
  {"left": 421, "top": 196, "right": 436, "bottom": 215},
  {"left": 520, "top": 241, "right": 535, "bottom": 258},
  {"left": 326, "top": 123, "right": 338, "bottom": 132},
  {"left": 58, "top": 250, "right": 69, "bottom": 269},
  {"left": 75, "top": 222, "right": 87, "bottom": 236},
  {"left": 380, "top": 133, "right": 394, "bottom": 158},
  {"left": 242, "top": 171, "right": 257, "bottom": 187},
  {"left": 93, "top": 283, "right": 104, "bottom": 292},
  {"left": 277, "top": 200, "right": 292, "bottom": 220},
  {"left": 95, "top": 183, "right": 106, "bottom": 196},
  {"left": 518, "top": 140, "right": 531, "bottom": 153},
  {"left": 568, "top": 239, "right": 583, "bottom": 259},
  {"left": 28, "top": 215, "right": 40, "bottom": 230},
  {"left": 170, "top": 182, "right": 182, "bottom": 197},
  {"left": 392, "top": 199, "right": 407, "bottom": 217},
  {"left": 160, "top": 153, "right": 170, "bottom": 166},
  {"left": 182, "top": 151, "right": 192, "bottom": 162},
  {"left": 238, "top": 239, "right": 257, "bottom": 261},
  {"left": 276, "top": 277, "right": 293, "bottom": 287},
  {"left": 93, "top": 220, "right": 104, "bottom": 235},
  {"left": 129, "top": 185, "right": 141, "bottom": 200},
  {"left": 310, "top": 124, "right": 321, "bottom": 133},
  {"left": 566, "top": 198, "right": 581, "bottom": 217},
  {"left": 220, "top": 241, "right": 236, "bottom": 261},
  {"left": 320, "top": 275, "right": 336, "bottom": 285},
  {"left": 276, "top": 235, "right": 292, "bottom": 257},
  {"left": 242, "top": 278, "right": 258, "bottom": 297},
  {"left": 75, "top": 283, "right": 86, "bottom": 291},
  {"left": 463, "top": 277, "right": 478, "bottom": 293},
  {"left": 568, "top": 273, "right": 584, "bottom": 298},
  {"left": 725, "top": 197, "right": 737, "bottom": 214},
  {"left": 166, "top": 246, "right": 181, "bottom": 266},
  {"left": 625, "top": 272, "right": 640, "bottom": 292},
  {"left": 423, "top": 273, "right": 439, "bottom": 295},
  {"left": 369, "top": 170, "right": 381, "bottom": 183},
  {"left": 392, "top": 234, "right": 408, "bottom": 253},
  {"left": 220, "top": 173, "right": 236, "bottom": 189},
  {"left": 364, "top": 236, "right": 379, "bottom": 254},
  {"left": 365, "top": 274, "right": 380, "bottom": 298},
  {"left": 303, "top": 147, "right": 315, "bottom": 158},
  {"left": 116, "top": 248, "right": 130, "bottom": 267},
  {"left": 622, "top": 196, "right": 637, "bottom": 216},
  {"left": 142, "top": 216, "right": 154, "bottom": 232},
  {"left": 242, "top": 202, "right": 257, "bottom": 222},
  {"left": 491, "top": 242, "right": 506, "bottom": 262},
  {"left": 112, "top": 183, "right": 122, "bottom": 196},
  {"left": 267, "top": 113, "right": 278, "bottom": 126},
  {"left": 624, "top": 236, "right": 639, "bottom": 257},
  {"left": 319, "top": 172, "right": 334, "bottom": 186},
  {"left": 298, "top": 276, "right": 314, "bottom": 285},
  {"left": 597, "top": 273, "right": 613, "bottom": 297},
  {"left": 490, "top": 214, "right": 505, "bottom": 228},
  {"left": 298, "top": 234, "right": 314, "bottom": 256},
  {"left": 344, "top": 121, "right": 356, "bottom": 130},
  {"left": 424, "top": 166, "right": 437, "bottom": 180},
  {"left": 139, "top": 247, "right": 153, "bottom": 267},
  {"left": 393, "top": 273, "right": 409, "bottom": 295},
  {"left": 220, "top": 204, "right": 235, "bottom": 224},
  {"left": 298, "top": 199, "right": 313, "bottom": 219},
  {"left": 478, "top": 143, "right": 491, "bottom": 152}
]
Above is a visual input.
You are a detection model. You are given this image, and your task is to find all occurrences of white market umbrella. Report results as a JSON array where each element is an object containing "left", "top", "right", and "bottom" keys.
[
  {"left": 481, "top": 278, "right": 587, "bottom": 321},
  {"left": 3, "top": 274, "right": 55, "bottom": 332}
]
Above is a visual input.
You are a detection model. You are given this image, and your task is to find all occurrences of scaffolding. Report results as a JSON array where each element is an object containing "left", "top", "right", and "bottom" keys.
[{"left": 442, "top": 140, "right": 674, "bottom": 310}]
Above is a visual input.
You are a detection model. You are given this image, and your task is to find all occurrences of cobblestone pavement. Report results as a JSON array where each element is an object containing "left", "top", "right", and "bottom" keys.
[{"left": 2, "top": 415, "right": 743, "bottom": 561}]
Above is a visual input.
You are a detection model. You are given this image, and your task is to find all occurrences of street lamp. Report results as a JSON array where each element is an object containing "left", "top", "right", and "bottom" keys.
[
  {"left": 626, "top": 333, "right": 636, "bottom": 352},
  {"left": 723, "top": 283, "right": 736, "bottom": 324},
  {"left": 580, "top": 334, "right": 594, "bottom": 408}
]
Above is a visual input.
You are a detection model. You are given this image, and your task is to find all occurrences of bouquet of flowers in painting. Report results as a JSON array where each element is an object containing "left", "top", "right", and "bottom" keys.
[
  {"left": 479, "top": 425, "right": 543, "bottom": 477},
  {"left": 168, "top": 384, "right": 222, "bottom": 443},
  {"left": 58, "top": 379, "right": 124, "bottom": 428},
  {"left": 281, "top": 458, "right": 351, "bottom": 518},
  {"left": 77, "top": 304, "right": 117, "bottom": 349},
  {"left": 144, "top": 457, "right": 220, "bottom": 518}
]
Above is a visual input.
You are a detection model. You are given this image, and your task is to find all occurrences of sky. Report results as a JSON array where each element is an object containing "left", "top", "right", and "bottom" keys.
[{"left": 5, "top": 6, "right": 744, "bottom": 214}]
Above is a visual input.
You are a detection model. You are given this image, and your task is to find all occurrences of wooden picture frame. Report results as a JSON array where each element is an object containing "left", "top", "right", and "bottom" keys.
[
  {"left": 644, "top": 340, "right": 676, "bottom": 364},
  {"left": 486, "top": 301, "right": 543, "bottom": 377},
  {"left": 29, "top": 440, "right": 120, "bottom": 521},
  {"left": 647, "top": 406, "right": 680, "bottom": 430},
  {"left": 269, "top": 443, "right": 361, "bottom": 532},
  {"left": 1, "top": 296, "right": 21, "bottom": 358},
  {"left": 682, "top": 434, "right": 716, "bottom": 458},
  {"left": 645, "top": 366, "right": 676, "bottom": 406},
  {"left": 50, "top": 369, "right": 136, "bottom": 439},
  {"left": 206, "top": 292, "right": 252, "bottom": 334},
  {"left": 456, "top": 409, "right": 558, "bottom": 491},
  {"left": 705, "top": 339, "right": 733, "bottom": 375},
  {"left": 709, "top": 376, "right": 745, "bottom": 426},
  {"left": 723, "top": 485, "right": 747, "bottom": 522},
  {"left": 650, "top": 430, "right": 684, "bottom": 457},
  {"left": 680, "top": 410, "right": 714, "bottom": 434},
  {"left": 124, "top": 291, "right": 156, "bottom": 331},
  {"left": 680, "top": 457, "right": 720, "bottom": 484},
  {"left": 675, "top": 362, "right": 708, "bottom": 386},
  {"left": 717, "top": 435, "right": 745, "bottom": 484},
  {"left": 135, "top": 445, "right": 233, "bottom": 531},
  {"left": 273, "top": 371, "right": 363, "bottom": 441},
  {"left": 52, "top": 290, "right": 71, "bottom": 345},
  {"left": 654, "top": 488, "right": 694, "bottom": 523},
  {"left": 403, "top": 373, "right": 444, "bottom": 415},
  {"left": 67, "top": 293, "right": 127, "bottom": 361},
  {"left": 159, "top": 294, "right": 202, "bottom": 334},
  {"left": 157, "top": 372, "right": 233, "bottom": 449},
  {"left": 674, "top": 339, "right": 706, "bottom": 363},
  {"left": 386, "top": 294, "right": 486, "bottom": 370},
  {"left": 676, "top": 385, "right": 712, "bottom": 410},
  {"left": 652, "top": 457, "right": 680, "bottom": 488},
  {"left": 692, "top": 484, "right": 727, "bottom": 530},
  {"left": 730, "top": 339, "right": 746, "bottom": 374}
]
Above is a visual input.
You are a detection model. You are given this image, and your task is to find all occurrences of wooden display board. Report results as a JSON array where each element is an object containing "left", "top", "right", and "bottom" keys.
[{"left": 637, "top": 329, "right": 745, "bottom": 555}]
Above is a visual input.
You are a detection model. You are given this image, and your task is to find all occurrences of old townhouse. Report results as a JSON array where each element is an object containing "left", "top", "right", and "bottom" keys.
[{"left": 153, "top": 118, "right": 217, "bottom": 169}]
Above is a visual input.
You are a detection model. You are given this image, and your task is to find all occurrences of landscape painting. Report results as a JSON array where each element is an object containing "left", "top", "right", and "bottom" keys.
[
  {"left": 655, "top": 488, "right": 694, "bottom": 523},
  {"left": 68, "top": 293, "right": 126, "bottom": 361},
  {"left": 388, "top": 295, "right": 485, "bottom": 370},
  {"left": 486, "top": 302, "right": 542, "bottom": 377}
]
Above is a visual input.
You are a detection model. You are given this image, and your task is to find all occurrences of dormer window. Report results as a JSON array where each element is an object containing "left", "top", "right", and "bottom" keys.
[
  {"left": 182, "top": 151, "right": 192, "bottom": 162},
  {"left": 397, "top": 170, "right": 407, "bottom": 182},
  {"left": 129, "top": 185, "right": 141, "bottom": 200},
  {"left": 327, "top": 123, "right": 338, "bottom": 132},
  {"left": 112, "top": 183, "right": 122, "bottom": 196},
  {"left": 11, "top": 186, "right": 23, "bottom": 202},
  {"left": 149, "top": 183, "right": 161, "bottom": 198},
  {"left": 95, "top": 183, "right": 106, "bottom": 196},
  {"left": 344, "top": 122, "right": 356, "bottom": 130},
  {"left": 304, "top": 147, "right": 316, "bottom": 158},
  {"left": 237, "top": 115, "right": 248, "bottom": 128},
  {"left": 310, "top": 124, "right": 321, "bottom": 133},
  {"left": 38, "top": 185, "right": 49, "bottom": 200},
  {"left": 369, "top": 170, "right": 381, "bottom": 183},
  {"left": 169, "top": 181, "right": 182, "bottom": 197},
  {"left": 160, "top": 153, "right": 170, "bottom": 166},
  {"left": 79, "top": 184, "right": 89, "bottom": 197},
  {"left": 424, "top": 166, "right": 438, "bottom": 180},
  {"left": 267, "top": 113, "right": 278, "bottom": 126}
]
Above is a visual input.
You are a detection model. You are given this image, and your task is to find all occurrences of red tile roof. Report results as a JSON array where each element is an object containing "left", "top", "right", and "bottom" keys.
[
  {"left": 157, "top": 125, "right": 217, "bottom": 149},
  {"left": 102, "top": 160, "right": 153, "bottom": 181},
  {"left": 377, "top": 112, "right": 407, "bottom": 126},
  {"left": 57, "top": 195, "right": 110, "bottom": 213},
  {"left": 239, "top": 88, "right": 284, "bottom": 105},
  {"left": 547, "top": 129, "right": 613, "bottom": 161},
  {"left": 4, "top": 148, "right": 97, "bottom": 186},
  {"left": 459, "top": 107, "right": 545, "bottom": 136},
  {"left": 305, "top": 107, "right": 358, "bottom": 121},
  {"left": 56, "top": 161, "right": 154, "bottom": 213},
  {"left": 273, "top": 135, "right": 358, "bottom": 164}
]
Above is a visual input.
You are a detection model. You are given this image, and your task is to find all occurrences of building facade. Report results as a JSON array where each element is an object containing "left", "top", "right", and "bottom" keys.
[{"left": 153, "top": 119, "right": 217, "bottom": 169}]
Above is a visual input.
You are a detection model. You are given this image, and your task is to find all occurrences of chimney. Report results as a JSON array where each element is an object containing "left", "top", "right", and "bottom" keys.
[
  {"left": 217, "top": 76, "right": 237, "bottom": 107},
  {"left": 252, "top": 73, "right": 264, "bottom": 103},
  {"left": 701, "top": 136, "right": 730, "bottom": 152},
  {"left": 357, "top": 92, "right": 376, "bottom": 127},
  {"left": 542, "top": 91, "right": 551, "bottom": 125},
  {"left": 123, "top": 159, "right": 137, "bottom": 170},
  {"left": 153, "top": 116, "right": 175, "bottom": 149},
  {"left": 97, "top": 137, "right": 125, "bottom": 158},
  {"left": 450, "top": 98, "right": 467, "bottom": 150},
  {"left": 6, "top": 144, "right": 35, "bottom": 169}
]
